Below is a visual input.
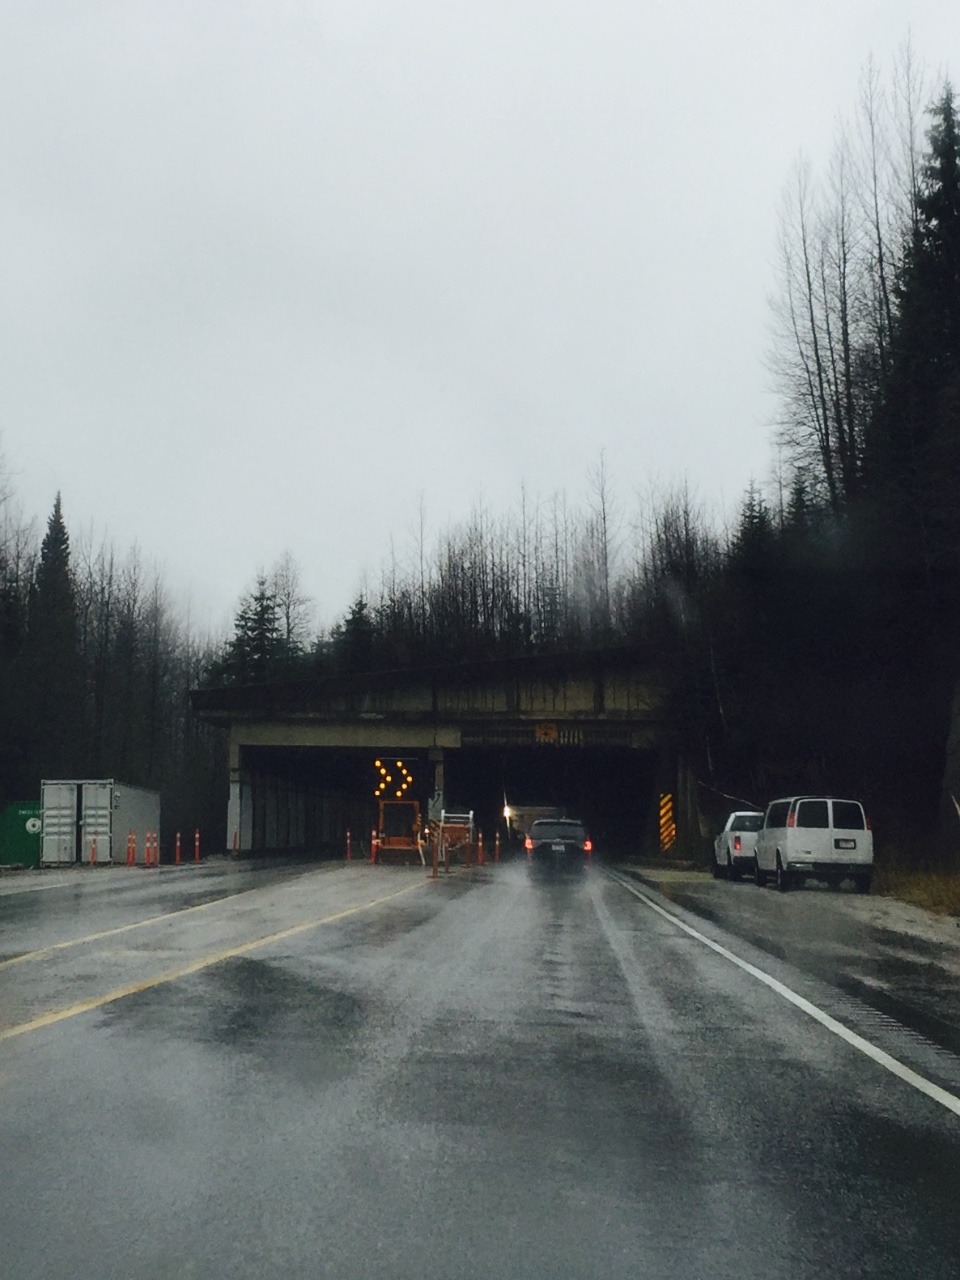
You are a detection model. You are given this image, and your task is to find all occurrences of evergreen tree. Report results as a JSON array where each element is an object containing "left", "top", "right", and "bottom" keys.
[
  {"left": 729, "top": 485, "right": 775, "bottom": 579},
  {"left": 865, "top": 84, "right": 960, "bottom": 649},
  {"left": 227, "top": 575, "right": 284, "bottom": 684},
  {"left": 0, "top": 549, "right": 27, "bottom": 800},
  {"left": 26, "top": 494, "right": 83, "bottom": 780},
  {"left": 331, "top": 596, "right": 375, "bottom": 673},
  {"left": 784, "top": 476, "right": 812, "bottom": 535}
]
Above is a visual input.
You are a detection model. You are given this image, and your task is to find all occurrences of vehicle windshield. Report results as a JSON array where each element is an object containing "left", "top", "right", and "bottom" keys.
[
  {"left": 732, "top": 814, "right": 763, "bottom": 831},
  {"left": 530, "top": 821, "right": 586, "bottom": 841}
]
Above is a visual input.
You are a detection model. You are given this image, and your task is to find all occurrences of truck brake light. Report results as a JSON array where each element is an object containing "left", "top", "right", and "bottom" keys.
[
  {"left": 584, "top": 840, "right": 593, "bottom": 855},
  {"left": 524, "top": 836, "right": 533, "bottom": 851}
]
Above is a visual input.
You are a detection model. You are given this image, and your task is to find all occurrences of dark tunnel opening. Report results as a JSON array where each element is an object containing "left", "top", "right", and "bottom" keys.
[
  {"left": 444, "top": 747, "right": 657, "bottom": 856},
  {"left": 239, "top": 744, "right": 658, "bottom": 859}
]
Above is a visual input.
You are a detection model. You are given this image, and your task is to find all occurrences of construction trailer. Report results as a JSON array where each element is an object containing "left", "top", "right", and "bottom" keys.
[
  {"left": 40, "top": 780, "right": 161, "bottom": 866},
  {"left": 425, "top": 808, "right": 477, "bottom": 870},
  {"left": 373, "top": 799, "right": 424, "bottom": 865}
]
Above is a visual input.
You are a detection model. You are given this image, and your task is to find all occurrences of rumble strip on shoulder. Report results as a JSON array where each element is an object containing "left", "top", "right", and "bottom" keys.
[{"left": 606, "top": 868, "right": 960, "bottom": 1120}]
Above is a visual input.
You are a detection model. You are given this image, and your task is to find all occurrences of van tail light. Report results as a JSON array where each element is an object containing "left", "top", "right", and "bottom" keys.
[
  {"left": 524, "top": 836, "right": 533, "bottom": 851},
  {"left": 584, "top": 840, "right": 593, "bottom": 855},
  {"left": 786, "top": 810, "right": 796, "bottom": 828},
  {"left": 866, "top": 816, "right": 873, "bottom": 832},
  {"left": 733, "top": 834, "right": 741, "bottom": 852}
]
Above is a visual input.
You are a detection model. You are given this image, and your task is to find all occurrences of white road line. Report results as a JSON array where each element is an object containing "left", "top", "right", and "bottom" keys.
[
  {"left": 0, "top": 880, "right": 426, "bottom": 1043},
  {"left": 0, "top": 889, "right": 266, "bottom": 970},
  {"left": 607, "top": 869, "right": 960, "bottom": 1119}
]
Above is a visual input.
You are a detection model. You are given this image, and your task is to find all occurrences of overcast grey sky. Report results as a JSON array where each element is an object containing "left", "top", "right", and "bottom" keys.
[{"left": 1, "top": 2, "right": 957, "bottom": 634}]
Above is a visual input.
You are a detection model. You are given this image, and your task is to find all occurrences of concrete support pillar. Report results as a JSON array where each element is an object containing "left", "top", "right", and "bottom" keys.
[
  {"left": 655, "top": 749, "right": 703, "bottom": 860},
  {"left": 428, "top": 747, "right": 444, "bottom": 821},
  {"left": 938, "top": 672, "right": 960, "bottom": 864},
  {"left": 227, "top": 733, "right": 241, "bottom": 854},
  {"left": 227, "top": 736, "right": 254, "bottom": 854},
  {"left": 675, "top": 756, "right": 704, "bottom": 860},
  {"left": 227, "top": 734, "right": 243, "bottom": 854},
  {"left": 240, "top": 780, "right": 253, "bottom": 851}
]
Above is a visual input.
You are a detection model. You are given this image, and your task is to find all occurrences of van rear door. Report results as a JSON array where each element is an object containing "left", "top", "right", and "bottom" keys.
[
  {"left": 829, "top": 799, "right": 869, "bottom": 864},
  {"left": 757, "top": 799, "right": 792, "bottom": 872},
  {"left": 793, "top": 798, "right": 831, "bottom": 860}
]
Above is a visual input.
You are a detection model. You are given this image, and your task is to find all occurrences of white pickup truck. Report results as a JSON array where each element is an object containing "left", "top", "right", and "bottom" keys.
[{"left": 712, "top": 810, "right": 764, "bottom": 881}]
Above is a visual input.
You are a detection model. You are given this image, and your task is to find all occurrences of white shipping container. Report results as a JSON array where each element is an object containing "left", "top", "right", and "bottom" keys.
[
  {"left": 40, "top": 780, "right": 161, "bottom": 866},
  {"left": 113, "top": 785, "right": 162, "bottom": 864},
  {"left": 40, "top": 782, "right": 78, "bottom": 865}
]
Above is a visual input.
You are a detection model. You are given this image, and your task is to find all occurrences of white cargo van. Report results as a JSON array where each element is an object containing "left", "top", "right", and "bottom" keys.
[{"left": 754, "top": 796, "right": 873, "bottom": 893}]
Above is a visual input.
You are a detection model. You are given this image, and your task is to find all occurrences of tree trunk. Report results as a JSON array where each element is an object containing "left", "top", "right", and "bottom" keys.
[{"left": 937, "top": 672, "right": 960, "bottom": 867}]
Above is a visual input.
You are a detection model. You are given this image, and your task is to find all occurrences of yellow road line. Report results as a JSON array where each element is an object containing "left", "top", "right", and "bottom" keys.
[
  {"left": 0, "top": 881, "right": 425, "bottom": 1044},
  {"left": 0, "top": 864, "right": 368, "bottom": 970},
  {"left": 0, "top": 888, "right": 268, "bottom": 970}
]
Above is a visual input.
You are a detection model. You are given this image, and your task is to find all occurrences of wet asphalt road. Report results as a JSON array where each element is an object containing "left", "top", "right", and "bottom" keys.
[
  {"left": 643, "top": 865, "right": 960, "bottom": 1060},
  {"left": 3, "top": 858, "right": 960, "bottom": 1279}
]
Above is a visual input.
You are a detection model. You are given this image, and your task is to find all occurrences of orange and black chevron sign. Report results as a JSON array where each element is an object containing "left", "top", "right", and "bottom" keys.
[{"left": 659, "top": 793, "right": 676, "bottom": 852}]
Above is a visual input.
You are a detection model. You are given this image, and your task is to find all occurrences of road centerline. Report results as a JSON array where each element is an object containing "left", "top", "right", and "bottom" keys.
[
  {"left": 0, "top": 885, "right": 276, "bottom": 970},
  {"left": 0, "top": 880, "right": 426, "bottom": 1044}
]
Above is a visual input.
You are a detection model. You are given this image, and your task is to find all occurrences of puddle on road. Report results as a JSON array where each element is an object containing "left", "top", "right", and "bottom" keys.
[
  {"left": 207, "top": 958, "right": 367, "bottom": 1040},
  {"left": 333, "top": 902, "right": 437, "bottom": 951},
  {"left": 100, "top": 957, "right": 380, "bottom": 1089},
  {"left": 853, "top": 1109, "right": 960, "bottom": 1202}
]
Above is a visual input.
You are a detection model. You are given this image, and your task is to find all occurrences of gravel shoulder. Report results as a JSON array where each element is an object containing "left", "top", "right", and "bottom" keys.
[{"left": 617, "top": 863, "right": 960, "bottom": 965}]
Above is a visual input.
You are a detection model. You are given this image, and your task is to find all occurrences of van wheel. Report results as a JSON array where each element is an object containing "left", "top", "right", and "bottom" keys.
[
  {"left": 753, "top": 857, "right": 766, "bottom": 887},
  {"left": 776, "top": 855, "right": 791, "bottom": 893}
]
